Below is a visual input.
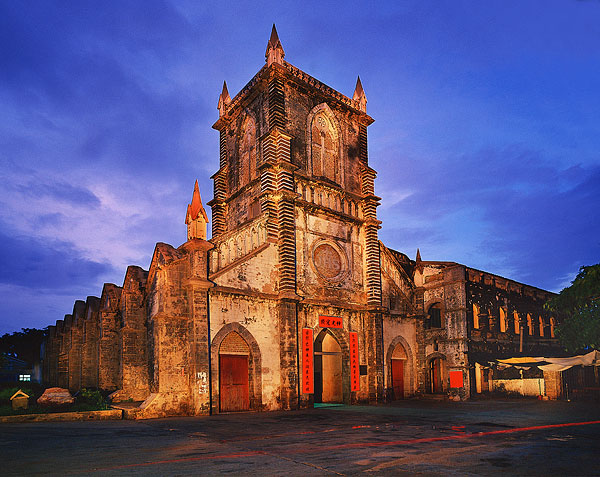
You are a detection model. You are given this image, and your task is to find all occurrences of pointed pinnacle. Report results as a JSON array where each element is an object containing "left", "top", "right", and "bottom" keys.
[
  {"left": 217, "top": 80, "right": 231, "bottom": 114},
  {"left": 221, "top": 81, "right": 231, "bottom": 103},
  {"left": 265, "top": 23, "right": 285, "bottom": 61},
  {"left": 186, "top": 180, "right": 208, "bottom": 224},
  {"left": 269, "top": 24, "right": 280, "bottom": 47},
  {"left": 353, "top": 76, "right": 366, "bottom": 100},
  {"left": 416, "top": 248, "right": 422, "bottom": 262}
]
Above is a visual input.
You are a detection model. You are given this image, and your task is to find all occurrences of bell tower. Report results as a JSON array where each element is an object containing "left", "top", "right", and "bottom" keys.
[{"left": 208, "top": 26, "right": 384, "bottom": 407}]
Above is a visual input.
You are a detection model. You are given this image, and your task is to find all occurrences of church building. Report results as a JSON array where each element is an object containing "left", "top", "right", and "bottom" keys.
[{"left": 42, "top": 27, "right": 562, "bottom": 417}]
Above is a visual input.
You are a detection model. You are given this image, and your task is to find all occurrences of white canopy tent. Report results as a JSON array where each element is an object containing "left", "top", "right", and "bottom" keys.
[{"left": 497, "top": 350, "right": 600, "bottom": 372}]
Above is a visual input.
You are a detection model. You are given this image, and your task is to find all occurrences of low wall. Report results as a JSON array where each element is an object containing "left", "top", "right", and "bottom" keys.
[
  {"left": 0, "top": 409, "right": 123, "bottom": 423},
  {"left": 493, "top": 378, "right": 545, "bottom": 397}
]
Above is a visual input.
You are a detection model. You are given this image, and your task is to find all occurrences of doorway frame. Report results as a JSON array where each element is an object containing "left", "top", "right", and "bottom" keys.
[
  {"left": 211, "top": 323, "right": 262, "bottom": 414},
  {"left": 312, "top": 328, "right": 351, "bottom": 404}
]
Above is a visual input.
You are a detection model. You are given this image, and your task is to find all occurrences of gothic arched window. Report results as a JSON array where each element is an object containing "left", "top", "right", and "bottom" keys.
[
  {"left": 238, "top": 116, "right": 256, "bottom": 188},
  {"left": 311, "top": 112, "right": 339, "bottom": 184},
  {"left": 425, "top": 303, "right": 443, "bottom": 329}
]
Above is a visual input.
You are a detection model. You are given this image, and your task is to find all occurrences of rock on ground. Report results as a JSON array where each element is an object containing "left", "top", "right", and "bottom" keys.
[{"left": 37, "top": 387, "right": 75, "bottom": 407}]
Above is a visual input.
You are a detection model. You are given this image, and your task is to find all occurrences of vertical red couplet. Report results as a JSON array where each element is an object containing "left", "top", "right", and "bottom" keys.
[
  {"left": 349, "top": 331, "right": 359, "bottom": 392},
  {"left": 302, "top": 328, "right": 314, "bottom": 394}
]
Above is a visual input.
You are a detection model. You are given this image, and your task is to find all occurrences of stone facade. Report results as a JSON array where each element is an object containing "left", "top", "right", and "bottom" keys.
[
  {"left": 42, "top": 27, "right": 561, "bottom": 416},
  {"left": 414, "top": 260, "right": 562, "bottom": 400}
]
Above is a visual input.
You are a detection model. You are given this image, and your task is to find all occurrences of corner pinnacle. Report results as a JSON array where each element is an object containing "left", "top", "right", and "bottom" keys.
[
  {"left": 265, "top": 24, "right": 285, "bottom": 65},
  {"left": 186, "top": 180, "right": 208, "bottom": 224},
  {"left": 217, "top": 81, "right": 231, "bottom": 116},
  {"left": 353, "top": 76, "right": 367, "bottom": 112}
]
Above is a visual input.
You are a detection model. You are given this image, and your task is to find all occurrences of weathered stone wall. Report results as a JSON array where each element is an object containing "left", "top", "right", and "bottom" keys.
[
  {"left": 67, "top": 301, "right": 85, "bottom": 392},
  {"left": 145, "top": 243, "right": 192, "bottom": 415},
  {"left": 465, "top": 268, "right": 561, "bottom": 359},
  {"left": 382, "top": 316, "right": 418, "bottom": 398},
  {"left": 209, "top": 227, "right": 277, "bottom": 294},
  {"left": 380, "top": 245, "right": 418, "bottom": 399},
  {"left": 81, "top": 296, "right": 100, "bottom": 388},
  {"left": 415, "top": 262, "right": 561, "bottom": 399},
  {"left": 117, "top": 266, "right": 149, "bottom": 401},
  {"left": 98, "top": 284, "right": 121, "bottom": 391},
  {"left": 209, "top": 291, "right": 280, "bottom": 411},
  {"left": 43, "top": 323, "right": 60, "bottom": 386},
  {"left": 295, "top": 208, "right": 365, "bottom": 305},
  {"left": 543, "top": 370, "right": 562, "bottom": 399},
  {"left": 57, "top": 314, "right": 72, "bottom": 389},
  {"left": 416, "top": 264, "right": 470, "bottom": 399}
]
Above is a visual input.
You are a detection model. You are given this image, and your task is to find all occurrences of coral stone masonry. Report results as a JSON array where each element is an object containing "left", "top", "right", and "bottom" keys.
[{"left": 42, "top": 26, "right": 561, "bottom": 417}]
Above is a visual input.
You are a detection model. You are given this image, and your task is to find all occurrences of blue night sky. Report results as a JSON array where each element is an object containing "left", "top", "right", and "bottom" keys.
[{"left": 1, "top": 1, "right": 599, "bottom": 335}]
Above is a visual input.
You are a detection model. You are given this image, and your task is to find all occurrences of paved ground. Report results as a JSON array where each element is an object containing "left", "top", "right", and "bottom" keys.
[{"left": 2, "top": 399, "right": 600, "bottom": 476}]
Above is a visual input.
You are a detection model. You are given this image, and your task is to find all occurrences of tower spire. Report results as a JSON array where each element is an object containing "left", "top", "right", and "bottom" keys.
[
  {"left": 185, "top": 180, "right": 209, "bottom": 241},
  {"left": 353, "top": 76, "right": 367, "bottom": 112},
  {"left": 217, "top": 81, "right": 231, "bottom": 117},
  {"left": 265, "top": 24, "right": 285, "bottom": 66},
  {"left": 415, "top": 248, "right": 424, "bottom": 274}
]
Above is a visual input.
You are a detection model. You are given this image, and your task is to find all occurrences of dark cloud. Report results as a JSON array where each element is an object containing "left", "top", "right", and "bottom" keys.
[
  {"left": 0, "top": 0, "right": 212, "bottom": 182},
  {"left": 15, "top": 180, "right": 100, "bottom": 208},
  {"left": 484, "top": 164, "right": 600, "bottom": 290},
  {"left": 379, "top": 146, "right": 600, "bottom": 291},
  {"left": 0, "top": 223, "right": 113, "bottom": 290}
]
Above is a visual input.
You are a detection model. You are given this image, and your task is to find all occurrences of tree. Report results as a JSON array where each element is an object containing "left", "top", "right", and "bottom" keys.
[
  {"left": 545, "top": 264, "right": 600, "bottom": 352},
  {"left": 0, "top": 328, "right": 47, "bottom": 365}
]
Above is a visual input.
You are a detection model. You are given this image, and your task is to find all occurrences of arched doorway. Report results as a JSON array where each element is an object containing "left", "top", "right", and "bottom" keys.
[
  {"left": 427, "top": 356, "right": 446, "bottom": 394},
  {"left": 390, "top": 343, "right": 407, "bottom": 400},
  {"left": 219, "top": 331, "right": 250, "bottom": 412},
  {"left": 314, "top": 330, "right": 343, "bottom": 403}
]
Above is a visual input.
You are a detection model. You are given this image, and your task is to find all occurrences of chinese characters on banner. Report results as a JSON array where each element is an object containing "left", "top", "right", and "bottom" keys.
[
  {"left": 302, "top": 328, "right": 314, "bottom": 394},
  {"left": 349, "top": 331, "right": 359, "bottom": 391},
  {"left": 319, "top": 315, "right": 343, "bottom": 328}
]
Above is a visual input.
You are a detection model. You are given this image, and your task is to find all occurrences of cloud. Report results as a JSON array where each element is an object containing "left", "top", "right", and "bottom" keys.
[
  {"left": 0, "top": 224, "right": 112, "bottom": 289},
  {"left": 379, "top": 145, "right": 600, "bottom": 291}
]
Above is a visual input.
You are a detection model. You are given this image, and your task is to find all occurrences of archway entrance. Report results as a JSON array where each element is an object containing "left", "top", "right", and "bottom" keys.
[
  {"left": 428, "top": 357, "right": 445, "bottom": 394},
  {"left": 390, "top": 343, "right": 407, "bottom": 400},
  {"left": 219, "top": 332, "right": 250, "bottom": 412},
  {"left": 314, "top": 331, "right": 343, "bottom": 403}
]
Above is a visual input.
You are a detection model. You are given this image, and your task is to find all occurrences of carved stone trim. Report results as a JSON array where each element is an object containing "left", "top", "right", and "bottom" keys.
[{"left": 310, "top": 238, "right": 349, "bottom": 284}]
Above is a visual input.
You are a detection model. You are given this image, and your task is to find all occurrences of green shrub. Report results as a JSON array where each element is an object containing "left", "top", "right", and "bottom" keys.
[{"left": 77, "top": 388, "right": 108, "bottom": 410}]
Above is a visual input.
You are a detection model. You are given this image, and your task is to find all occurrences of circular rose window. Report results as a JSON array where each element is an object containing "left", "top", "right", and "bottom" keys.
[{"left": 313, "top": 243, "right": 343, "bottom": 280}]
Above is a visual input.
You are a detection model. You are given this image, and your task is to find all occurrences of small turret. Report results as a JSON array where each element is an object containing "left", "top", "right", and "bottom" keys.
[
  {"left": 265, "top": 24, "right": 285, "bottom": 66},
  {"left": 353, "top": 76, "right": 367, "bottom": 112},
  {"left": 217, "top": 81, "right": 231, "bottom": 117},
  {"left": 185, "top": 180, "right": 209, "bottom": 241},
  {"left": 415, "top": 248, "right": 424, "bottom": 274}
]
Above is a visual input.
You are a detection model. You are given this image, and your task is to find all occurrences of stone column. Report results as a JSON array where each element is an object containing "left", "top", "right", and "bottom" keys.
[
  {"left": 181, "top": 239, "right": 214, "bottom": 415},
  {"left": 365, "top": 308, "right": 384, "bottom": 402},
  {"left": 58, "top": 314, "right": 72, "bottom": 389},
  {"left": 81, "top": 296, "right": 100, "bottom": 388},
  {"left": 98, "top": 284, "right": 122, "bottom": 391}
]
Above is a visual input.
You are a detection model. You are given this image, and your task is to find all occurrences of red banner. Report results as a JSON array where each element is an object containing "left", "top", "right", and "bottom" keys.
[
  {"left": 349, "top": 331, "right": 359, "bottom": 391},
  {"left": 319, "top": 315, "right": 343, "bottom": 328},
  {"left": 449, "top": 370, "right": 464, "bottom": 388},
  {"left": 302, "top": 328, "right": 314, "bottom": 394}
]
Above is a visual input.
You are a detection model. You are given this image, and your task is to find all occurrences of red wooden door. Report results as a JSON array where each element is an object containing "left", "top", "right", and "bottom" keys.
[
  {"left": 220, "top": 354, "right": 249, "bottom": 412},
  {"left": 391, "top": 359, "right": 404, "bottom": 400}
]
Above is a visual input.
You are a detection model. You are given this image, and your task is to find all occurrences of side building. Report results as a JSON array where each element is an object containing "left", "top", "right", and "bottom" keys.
[{"left": 42, "top": 27, "right": 561, "bottom": 416}]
